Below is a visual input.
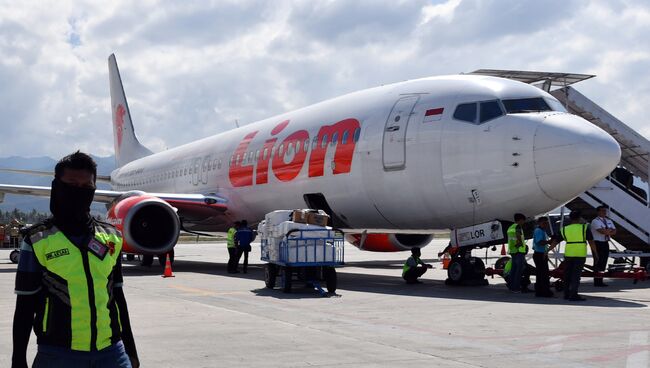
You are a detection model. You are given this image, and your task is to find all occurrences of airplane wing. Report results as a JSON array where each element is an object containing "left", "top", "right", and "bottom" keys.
[
  {"left": 0, "top": 184, "right": 228, "bottom": 224},
  {"left": 0, "top": 168, "right": 111, "bottom": 183}
]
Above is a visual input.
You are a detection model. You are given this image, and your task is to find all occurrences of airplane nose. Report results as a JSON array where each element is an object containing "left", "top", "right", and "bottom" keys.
[{"left": 533, "top": 113, "right": 621, "bottom": 201}]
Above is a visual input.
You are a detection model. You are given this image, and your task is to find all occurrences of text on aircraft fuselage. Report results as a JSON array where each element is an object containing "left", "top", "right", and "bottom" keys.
[{"left": 229, "top": 118, "right": 361, "bottom": 187}]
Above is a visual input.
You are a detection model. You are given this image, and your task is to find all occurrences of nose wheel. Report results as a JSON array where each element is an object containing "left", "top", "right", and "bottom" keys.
[{"left": 445, "top": 253, "right": 488, "bottom": 286}]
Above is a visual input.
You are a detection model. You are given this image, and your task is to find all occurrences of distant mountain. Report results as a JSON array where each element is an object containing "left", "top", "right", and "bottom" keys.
[{"left": 0, "top": 155, "right": 116, "bottom": 215}]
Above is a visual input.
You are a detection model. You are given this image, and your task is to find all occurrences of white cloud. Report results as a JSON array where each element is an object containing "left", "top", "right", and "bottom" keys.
[{"left": 0, "top": 0, "right": 648, "bottom": 160}]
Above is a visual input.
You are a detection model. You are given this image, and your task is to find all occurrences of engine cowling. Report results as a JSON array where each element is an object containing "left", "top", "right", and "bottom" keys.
[
  {"left": 107, "top": 194, "right": 180, "bottom": 255},
  {"left": 345, "top": 233, "right": 434, "bottom": 252}
]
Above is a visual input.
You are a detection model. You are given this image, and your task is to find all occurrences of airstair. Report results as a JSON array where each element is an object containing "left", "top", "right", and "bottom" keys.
[
  {"left": 551, "top": 86, "right": 650, "bottom": 255},
  {"left": 470, "top": 70, "right": 650, "bottom": 262}
]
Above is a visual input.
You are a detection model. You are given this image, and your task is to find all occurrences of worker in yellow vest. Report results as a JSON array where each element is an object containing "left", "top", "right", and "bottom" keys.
[
  {"left": 506, "top": 213, "right": 529, "bottom": 293},
  {"left": 560, "top": 211, "right": 598, "bottom": 301},
  {"left": 12, "top": 152, "right": 138, "bottom": 367},
  {"left": 402, "top": 247, "right": 433, "bottom": 284},
  {"left": 226, "top": 221, "right": 241, "bottom": 273}
]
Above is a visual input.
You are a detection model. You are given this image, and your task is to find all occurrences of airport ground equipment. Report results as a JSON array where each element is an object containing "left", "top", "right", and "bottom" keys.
[
  {"left": 485, "top": 253, "right": 648, "bottom": 287},
  {"left": 260, "top": 211, "right": 344, "bottom": 296}
]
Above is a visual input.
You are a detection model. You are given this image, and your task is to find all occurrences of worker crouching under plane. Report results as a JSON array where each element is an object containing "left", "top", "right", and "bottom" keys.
[{"left": 402, "top": 247, "right": 433, "bottom": 284}]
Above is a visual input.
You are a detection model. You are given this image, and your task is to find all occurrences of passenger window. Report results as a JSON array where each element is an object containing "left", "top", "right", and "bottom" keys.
[
  {"left": 312, "top": 137, "right": 318, "bottom": 149},
  {"left": 279, "top": 144, "right": 284, "bottom": 157},
  {"left": 453, "top": 103, "right": 477, "bottom": 123},
  {"left": 304, "top": 139, "right": 309, "bottom": 152},
  {"left": 263, "top": 148, "right": 268, "bottom": 160},
  {"left": 295, "top": 141, "right": 301, "bottom": 153},
  {"left": 480, "top": 101, "right": 503, "bottom": 123},
  {"left": 342, "top": 130, "right": 349, "bottom": 145},
  {"left": 287, "top": 142, "right": 294, "bottom": 155},
  {"left": 353, "top": 128, "right": 361, "bottom": 142},
  {"left": 218, "top": 159, "right": 222, "bottom": 169},
  {"left": 331, "top": 132, "right": 338, "bottom": 146},
  {"left": 321, "top": 134, "right": 328, "bottom": 148}
]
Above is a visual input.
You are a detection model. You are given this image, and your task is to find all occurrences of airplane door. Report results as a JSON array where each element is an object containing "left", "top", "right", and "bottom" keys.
[{"left": 382, "top": 95, "right": 419, "bottom": 171}]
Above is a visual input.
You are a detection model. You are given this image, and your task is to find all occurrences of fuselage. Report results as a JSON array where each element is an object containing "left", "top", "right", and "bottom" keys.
[{"left": 109, "top": 75, "right": 620, "bottom": 232}]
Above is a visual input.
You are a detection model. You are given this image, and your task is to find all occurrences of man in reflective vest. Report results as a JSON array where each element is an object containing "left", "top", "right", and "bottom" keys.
[
  {"left": 402, "top": 247, "right": 433, "bottom": 284},
  {"left": 507, "top": 213, "right": 529, "bottom": 293},
  {"left": 560, "top": 211, "right": 598, "bottom": 301},
  {"left": 12, "top": 152, "right": 138, "bottom": 368},
  {"left": 226, "top": 221, "right": 240, "bottom": 273}
]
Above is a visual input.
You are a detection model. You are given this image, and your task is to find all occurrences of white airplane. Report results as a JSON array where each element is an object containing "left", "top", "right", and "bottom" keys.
[{"left": 0, "top": 55, "right": 620, "bottom": 262}]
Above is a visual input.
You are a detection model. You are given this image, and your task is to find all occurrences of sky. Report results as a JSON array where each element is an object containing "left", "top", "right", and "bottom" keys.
[{"left": 0, "top": 0, "right": 649, "bottom": 159}]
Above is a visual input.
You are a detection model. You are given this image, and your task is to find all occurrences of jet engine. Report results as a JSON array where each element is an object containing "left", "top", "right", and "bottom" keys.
[
  {"left": 345, "top": 233, "right": 434, "bottom": 252},
  {"left": 107, "top": 193, "right": 180, "bottom": 255}
]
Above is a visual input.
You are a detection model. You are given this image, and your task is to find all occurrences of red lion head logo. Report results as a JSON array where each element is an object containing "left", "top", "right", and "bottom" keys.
[{"left": 115, "top": 104, "right": 126, "bottom": 148}]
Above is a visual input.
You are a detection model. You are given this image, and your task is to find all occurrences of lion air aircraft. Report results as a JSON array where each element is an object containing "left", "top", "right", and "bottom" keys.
[{"left": 0, "top": 54, "right": 620, "bottom": 257}]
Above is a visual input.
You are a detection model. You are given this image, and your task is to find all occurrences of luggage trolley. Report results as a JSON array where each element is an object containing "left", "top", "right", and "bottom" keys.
[{"left": 261, "top": 228, "right": 344, "bottom": 296}]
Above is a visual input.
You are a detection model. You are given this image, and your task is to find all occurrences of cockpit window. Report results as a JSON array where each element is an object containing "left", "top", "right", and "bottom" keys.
[
  {"left": 502, "top": 97, "right": 551, "bottom": 113},
  {"left": 544, "top": 98, "right": 567, "bottom": 112},
  {"left": 453, "top": 103, "right": 477, "bottom": 123},
  {"left": 479, "top": 101, "right": 503, "bottom": 123}
]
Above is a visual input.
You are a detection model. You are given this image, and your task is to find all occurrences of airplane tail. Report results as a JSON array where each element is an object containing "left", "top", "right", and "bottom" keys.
[{"left": 108, "top": 54, "right": 152, "bottom": 168}]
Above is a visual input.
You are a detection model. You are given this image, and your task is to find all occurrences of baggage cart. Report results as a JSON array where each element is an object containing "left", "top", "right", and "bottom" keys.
[{"left": 261, "top": 228, "right": 344, "bottom": 296}]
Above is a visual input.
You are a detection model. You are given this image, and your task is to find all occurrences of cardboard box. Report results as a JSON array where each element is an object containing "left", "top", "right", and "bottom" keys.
[
  {"left": 292, "top": 209, "right": 309, "bottom": 224},
  {"left": 307, "top": 210, "right": 330, "bottom": 227}
]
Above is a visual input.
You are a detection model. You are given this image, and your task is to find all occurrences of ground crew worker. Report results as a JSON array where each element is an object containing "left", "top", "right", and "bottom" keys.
[
  {"left": 507, "top": 213, "right": 529, "bottom": 293},
  {"left": 590, "top": 205, "right": 615, "bottom": 287},
  {"left": 532, "top": 217, "right": 557, "bottom": 297},
  {"left": 402, "top": 247, "right": 432, "bottom": 284},
  {"left": 227, "top": 221, "right": 240, "bottom": 273},
  {"left": 235, "top": 220, "right": 255, "bottom": 274},
  {"left": 560, "top": 211, "right": 598, "bottom": 301},
  {"left": 12, "top": 152, "right": 139, "bottom": 368}
]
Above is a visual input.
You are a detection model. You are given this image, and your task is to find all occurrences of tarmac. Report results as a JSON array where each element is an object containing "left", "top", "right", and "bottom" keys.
[{"left": 0, "top": 239, "right": 649, "bottom": 368}]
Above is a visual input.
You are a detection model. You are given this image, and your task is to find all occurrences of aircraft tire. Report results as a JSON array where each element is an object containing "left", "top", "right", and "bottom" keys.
[
  {"left": 447, "top": 260, "right": 467, "bottom": 282},
  {"left": 324, "top": 267, "right": 337, "bottom": 293},
  {"left": 495, "top": 256, "right": 510, "bottom": 271},
  {"left": 10, "top": 249, "right": 19, "bottom": 264},
  {"left": 469, "top": 257, "right": 486, "bottom": 279},
  {"left": 265, "top": 264, "right": 277, "bottom": 289},
  {"left": 141, "top": 255, "right": 154, "bottom": 267}
]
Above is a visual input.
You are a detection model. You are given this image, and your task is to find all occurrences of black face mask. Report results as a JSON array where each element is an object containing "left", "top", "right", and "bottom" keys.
[{"left": 50, "top": 178, "right": 96, "bottom": 236}]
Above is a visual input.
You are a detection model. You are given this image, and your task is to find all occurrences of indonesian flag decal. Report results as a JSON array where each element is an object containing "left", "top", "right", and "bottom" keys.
[{"left": 423, "top": 107, "right": 444, "bottom": 123}]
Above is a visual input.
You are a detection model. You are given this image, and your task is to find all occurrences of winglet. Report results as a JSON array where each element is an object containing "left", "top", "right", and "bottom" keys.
[{"left": 109, "top": 54, "right": 152, "bottom": 168}]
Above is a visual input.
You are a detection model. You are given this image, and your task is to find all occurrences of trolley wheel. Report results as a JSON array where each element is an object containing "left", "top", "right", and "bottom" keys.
[
  {"left": 447, "top": 260, "right": 467, "bottom": 282},
  {"left": 126, "top": 254, "right": 135, "bottom": 261},
  {"left": 157, "top": 250, "right": 175, "bottom": 267},
  {"left": 141, "top": 255, "right": 154, "bottom": 267},
  {"left": 282, "top": 267, "right": 292, "bottom": 293},
  {"left": 324, "top": 267, "right": 337, "bottom": 293},
  {"left": 495, "top": 256, "right": 510, "bottom": 271},
  {"left": 265, "top": 264, "right": 278, "bottom": 289},
  {"left": 10, "top": 249, "right": 19, "bottom": 264},
  {"left": 553, "top": 280, "right": 564, "bottom": 292}
]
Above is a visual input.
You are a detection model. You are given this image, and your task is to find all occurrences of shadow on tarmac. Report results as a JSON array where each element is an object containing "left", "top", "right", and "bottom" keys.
[{"left": 121, "top": 259, "right": 648, "bottom": 307}]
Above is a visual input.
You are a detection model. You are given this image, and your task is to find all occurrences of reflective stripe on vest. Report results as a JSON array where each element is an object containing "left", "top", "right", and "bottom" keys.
[
  {"left": 507, "top": 223, "right": 526, "bottom": 254},
  {"left": 227, "top": 228, "right": 236, "bottom": 248},
  {"left": 31, "top": 224, "right": 123, "bottom": 351},
  {"left": 561, "top": 223, "right": 588, "bottom": 258}
]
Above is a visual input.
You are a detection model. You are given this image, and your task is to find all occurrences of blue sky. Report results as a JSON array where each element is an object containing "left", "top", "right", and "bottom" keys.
[{"left": 0, "top": 0, "right": 648, "bottom": 158}]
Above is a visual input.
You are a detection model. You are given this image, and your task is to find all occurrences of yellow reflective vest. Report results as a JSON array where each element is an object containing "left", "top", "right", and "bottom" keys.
[
  {"left": 29, "top": 222, "right": 123, "bottom": 352},
  {"left": 227, "top": 227, "right": 237, "bottom": 248},
  {"left": 561, "top": 223, "right": 588, "bottom": 258},
  {"left": 507, "top": 223, "right": 527, "bottom": 254}
]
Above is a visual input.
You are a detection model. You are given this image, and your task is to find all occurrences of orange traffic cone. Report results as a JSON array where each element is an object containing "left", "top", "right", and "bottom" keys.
[
  {"left": 442, "top": 253, "right": 451, "bottom": 270},
  {"left": 162, "top": 253, "right": 175, "bottom": 278},
  {"left": 500, "top": 244, "right": 506, "bottom": 256}
]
